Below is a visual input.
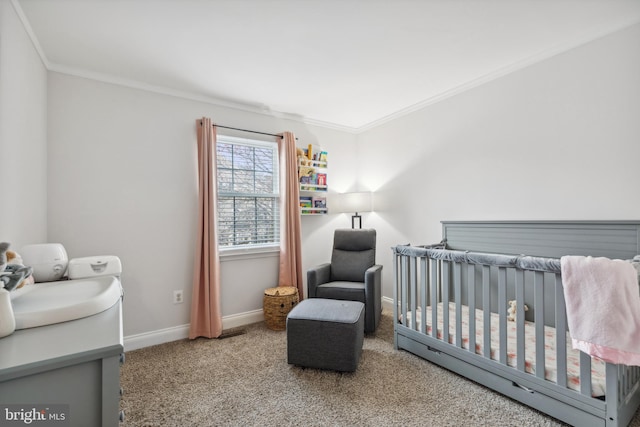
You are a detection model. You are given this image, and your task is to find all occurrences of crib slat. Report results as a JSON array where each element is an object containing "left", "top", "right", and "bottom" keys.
[
  {"left": 401, "top": 255, "right": 409, "bottom": 331},
  {"left": 515, "top": 269, "right": 525, "bottom": 372},
  {"left": 482, "top": 265, "right": 491, "bottom": 359},
  {"left": 555, "top": 273, "right": 568, "bottom": 389},
  {"left": 393, "top": 253, "right": 399, "bottom": 349},
  {"left": 430, "top": 259, "right": 438, "bottom": 339},
  {"left": 443, "top": 261, "right": 450, "bottom": 343},
  {"left": 498, "top": 267, "right": 507, "bottom": 364},
  {"left": 468, "top": 264, "right": 476, "bottom": 355},
  {"left": 420, "top": 257, "right": 427, "bottom": 335},
  {"left": 534, "top": 271, "right": 545, "bottom": 380},
  {"left": 632, "top": 366, "right": 640, "bottom": 392},
  {"left": 454, "top": 262, "right": 462, "bottom": 348},
  {"left": 409, "top": 256, "right": 417, "bottom": 330},
  {"left": 580, "top": 351, "right": 592, "bottom": 396},
  {"left": 607, "top": 363, "right": 621, "bottom": 409}
]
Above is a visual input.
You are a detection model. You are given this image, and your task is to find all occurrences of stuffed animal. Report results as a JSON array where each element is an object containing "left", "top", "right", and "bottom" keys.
[
  {"left": 0, "top": 242, "right": 34, "bottom": 291},
  {"left": 7, "top": 250, "right": 34, "bottom": 288},
  {"left": 296, "top": 147, "right": 312, "bottom": 166},
  {"left": 507, "top": 300, "right": 528, "bottom": 322},
  {"left": 6, "top": 249, "right": 23, "bottom": 266}
]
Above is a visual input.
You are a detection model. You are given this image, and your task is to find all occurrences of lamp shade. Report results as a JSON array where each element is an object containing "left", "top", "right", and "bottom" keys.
[{"left": 339, "top": 192, "right": 373, "bottom": 213}]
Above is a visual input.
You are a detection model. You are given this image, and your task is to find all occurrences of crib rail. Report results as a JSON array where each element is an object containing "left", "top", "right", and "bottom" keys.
[{"left": 392, "top": 245, "right": 640, "bottom": 413}]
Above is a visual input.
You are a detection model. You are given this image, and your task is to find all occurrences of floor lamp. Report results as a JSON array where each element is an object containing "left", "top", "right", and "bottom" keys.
[{"left": 340, "top": 192, "right": 373, "bottom": 229}]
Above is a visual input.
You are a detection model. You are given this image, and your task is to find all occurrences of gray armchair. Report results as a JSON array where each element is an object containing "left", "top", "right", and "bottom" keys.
[{"left": 307, "top": 228, "right": 382, "bottom": 333}]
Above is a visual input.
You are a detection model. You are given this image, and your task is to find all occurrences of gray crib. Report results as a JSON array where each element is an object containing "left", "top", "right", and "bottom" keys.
[{"left": 393, "top": 221, "right": 640, "bottom": 427}]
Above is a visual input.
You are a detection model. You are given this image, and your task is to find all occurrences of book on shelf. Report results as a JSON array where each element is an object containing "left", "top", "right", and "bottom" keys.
[
  {"left": 300, "top": 173, "right": 327, "bottom": 190},
  {"left": 299, "top": 196, "right": 312, "bottom": 208},
  {"left": 319, "top": 151, "right": 328, "bottom": 164},
  {"left": 300, "top": 176, "right": 312, "bottom": 185},
  {"left": 312, "top": 196, "right": 326, "bottom": 209},
  {"left": 300, "top": 145, "right": 327, "bottom": 164}
]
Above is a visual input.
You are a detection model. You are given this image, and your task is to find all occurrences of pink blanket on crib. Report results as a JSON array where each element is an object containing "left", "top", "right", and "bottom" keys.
[{"left": 561, "top": 255, "right": 640, "bottom": 366}]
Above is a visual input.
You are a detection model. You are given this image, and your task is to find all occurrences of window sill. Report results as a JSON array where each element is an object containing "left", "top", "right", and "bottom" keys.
[{"left": 219, "top": 245, "right": 280, "bottom": 261}]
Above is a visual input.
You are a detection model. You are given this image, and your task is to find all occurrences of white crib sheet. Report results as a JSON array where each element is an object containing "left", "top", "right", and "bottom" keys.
[{"left": 403, "top": 302, "right": 606, "bottom": 397}]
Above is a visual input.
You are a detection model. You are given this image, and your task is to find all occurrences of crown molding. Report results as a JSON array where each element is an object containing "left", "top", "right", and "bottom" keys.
[
  {"left": 10, "top": 0, "right": 50, "bottom": 69},
  {"left": 48, "top": 62, "right": 268, "bottom": 112},
  {"left": 298, "top": 116, "right": 359, "bottom": 134}
]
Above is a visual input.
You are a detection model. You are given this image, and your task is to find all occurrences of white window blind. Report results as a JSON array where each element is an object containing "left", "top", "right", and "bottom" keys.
[{"left": 216, "top": 135, "right": 280, "bottom": 248}]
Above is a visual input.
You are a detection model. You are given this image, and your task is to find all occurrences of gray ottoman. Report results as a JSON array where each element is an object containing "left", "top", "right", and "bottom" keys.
[{"left": 286, "top": 298, "right": 365, "bottom": 372}]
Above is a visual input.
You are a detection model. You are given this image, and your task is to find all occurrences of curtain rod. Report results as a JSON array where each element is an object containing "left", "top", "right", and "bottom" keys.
[
  {"left": 214, "top": 124, "right": 283, "bottom": 139},
  {"left": 199, "top": 121, "right": 293, "bottom": 140}
]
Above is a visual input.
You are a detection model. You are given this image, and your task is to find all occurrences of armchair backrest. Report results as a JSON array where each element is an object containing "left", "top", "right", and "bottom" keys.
[{"left": 330, "top": 229, "right": 376, "bottom": 282}]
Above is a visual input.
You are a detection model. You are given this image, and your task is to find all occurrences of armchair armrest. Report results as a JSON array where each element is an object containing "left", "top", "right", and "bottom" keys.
[
  {"left": 364, "top": 264, "right": 382, "bottom": 297},
  {"left": 307, "top": 263, "right": 331, "bottom": 298},
  {"left": 364, "top": 264, "right": 383, "bottom": 332}
]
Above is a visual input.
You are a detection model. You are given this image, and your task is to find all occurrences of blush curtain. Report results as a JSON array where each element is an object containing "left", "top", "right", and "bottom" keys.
[
  {"left": 278, "top": 132, "right": 303, "bottom": 297},
  {"left": 189, "top": 117, "right": 223, "bottom": 339}
]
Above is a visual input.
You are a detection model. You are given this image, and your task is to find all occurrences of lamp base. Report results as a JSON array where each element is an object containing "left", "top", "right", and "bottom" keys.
[{"left": 351, "top": 214, "right": 362, "bottom": 229}]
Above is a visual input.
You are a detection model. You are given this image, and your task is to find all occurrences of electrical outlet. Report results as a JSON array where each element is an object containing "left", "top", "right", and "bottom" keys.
[{"left": 173, "top": 290, "right": 184, "bottom": 304}]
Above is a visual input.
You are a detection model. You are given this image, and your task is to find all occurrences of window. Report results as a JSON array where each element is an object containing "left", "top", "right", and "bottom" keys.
[{"left": 216, "top": 135, "right": 279, "bottom": 249}]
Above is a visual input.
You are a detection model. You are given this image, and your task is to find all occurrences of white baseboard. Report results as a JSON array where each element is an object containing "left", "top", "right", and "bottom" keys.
[
  {"left": 123, "top": 309, "right": 264, "bottom": 352},
  {"left": 125, "top": 299, "right": 395, "bottom": 352},
  {"left": 124, "top": 324, "right": 191, "bottom": 352},
  {"left": 221, "top": 308, "right": 264, "bottom": 330},
  {"left": 382, "top": 296, "right": 393, "bottom": 311}
]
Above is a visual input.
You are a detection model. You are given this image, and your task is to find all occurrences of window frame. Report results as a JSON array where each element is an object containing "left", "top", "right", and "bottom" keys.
[{"left": 215, "top": 134, "right": 280, "bottom": 254}]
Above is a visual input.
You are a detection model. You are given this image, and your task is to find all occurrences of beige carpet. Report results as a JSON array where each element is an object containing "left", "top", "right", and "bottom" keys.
[{"left": 121, "top": 311, "right": 640, "bottom": 427}]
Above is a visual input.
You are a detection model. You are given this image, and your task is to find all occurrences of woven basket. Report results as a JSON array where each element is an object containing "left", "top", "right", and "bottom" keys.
[{"left": 263, "top": 286, "right": 299, "bottom": 331}]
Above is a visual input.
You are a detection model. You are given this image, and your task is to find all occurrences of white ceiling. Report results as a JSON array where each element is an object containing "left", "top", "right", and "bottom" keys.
[{"left": 14, "top": 0, "right": 640, "bottom": 132}]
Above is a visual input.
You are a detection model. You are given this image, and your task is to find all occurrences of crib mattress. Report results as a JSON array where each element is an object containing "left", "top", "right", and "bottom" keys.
[{"left": 402, "top": 302, "right": 606, "bottom": 397}]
